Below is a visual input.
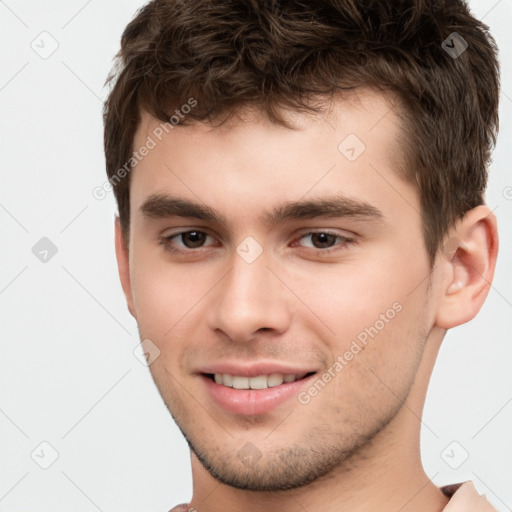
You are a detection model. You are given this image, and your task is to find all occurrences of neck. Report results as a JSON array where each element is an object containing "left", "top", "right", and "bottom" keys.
[{"left": 188, "top": 328, "right": 449, "bottom": 512}]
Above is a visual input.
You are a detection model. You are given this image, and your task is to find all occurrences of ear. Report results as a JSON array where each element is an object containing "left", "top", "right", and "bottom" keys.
[
  {"left": 435, "top": 205, "right": 498, "bottom": 329},
  {"left": 114, "top": 216, "right": 136, "bottom": 318}
]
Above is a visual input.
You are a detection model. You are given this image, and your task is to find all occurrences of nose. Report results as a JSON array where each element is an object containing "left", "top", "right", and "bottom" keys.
[{"left": 207, "top": 249, "right": 293, "bottom": 343}]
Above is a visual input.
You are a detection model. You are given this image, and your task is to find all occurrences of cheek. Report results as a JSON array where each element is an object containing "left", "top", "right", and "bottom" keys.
[
  {"left": 129, "top": 247, "right": 201, "bottom": 332},
  {"left": 128, "top": 251, "right": 223, "bottom": 376},
  {"left": 288, "top": 257, "right": 418, "bottom": 339},
  {"left": 307, "top": 301, "right": 427, "bottom": 428},
  {"left": 291, "top": 251, "right": 429, "bottom": 391}
]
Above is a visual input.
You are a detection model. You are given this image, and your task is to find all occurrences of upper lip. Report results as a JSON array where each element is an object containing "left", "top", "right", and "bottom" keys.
[{"left": 197, "top": 361, "right": 318, "bottom": 377}]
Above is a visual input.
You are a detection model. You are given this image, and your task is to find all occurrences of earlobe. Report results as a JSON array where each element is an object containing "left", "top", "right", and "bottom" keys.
[
  {"left": 114, "top": 217, "right": 136, "bottom": 318},
  {"left": 435, "top": 205, "right": 498, "bottom": 330}
]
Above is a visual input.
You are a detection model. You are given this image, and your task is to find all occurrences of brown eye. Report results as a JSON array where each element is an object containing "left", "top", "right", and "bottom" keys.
[
  {"left": 294, "top": 231, "right": 356, "bottom": 255},
  {"left": 178, "top": 231, "right": 208, "bottom": 248},
  {"left": 309, "top": 232, "right": 338, "bottom": 249},
  {"left": 160, "top": 229, "right": 220, "bottom": 256}
]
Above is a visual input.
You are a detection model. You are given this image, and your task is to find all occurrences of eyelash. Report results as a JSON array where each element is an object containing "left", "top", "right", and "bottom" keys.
[{"left": 159, "top": 230, "right": 356, "bottom": 256}]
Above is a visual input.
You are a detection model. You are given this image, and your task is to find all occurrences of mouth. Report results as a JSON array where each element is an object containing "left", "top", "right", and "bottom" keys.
[
  {"left": 199, "top": 370, "right": 318, "bottom": 415},
  {"left": 204, "top": 372, "right": 317, "bottom": 389}
]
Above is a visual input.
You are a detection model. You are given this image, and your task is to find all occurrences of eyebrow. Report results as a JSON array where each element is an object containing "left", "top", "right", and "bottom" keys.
[{"left": 140, "top": 193, "right": 384, "bottom": 226}]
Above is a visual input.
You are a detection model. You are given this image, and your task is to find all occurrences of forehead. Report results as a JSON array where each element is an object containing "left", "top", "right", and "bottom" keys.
[
  {"left": 134, "top": 88, "right": 404, "bottom": 155},
  {"left": 129, "top": 89, "right": 416, "bottom": 228}
]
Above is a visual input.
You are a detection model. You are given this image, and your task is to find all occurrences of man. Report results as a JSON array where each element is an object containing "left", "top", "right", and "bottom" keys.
[{"left": 103, "top": 0, "right": 500, "bottom": 510}]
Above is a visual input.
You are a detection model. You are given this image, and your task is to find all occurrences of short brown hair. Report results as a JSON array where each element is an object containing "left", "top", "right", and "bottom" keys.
[{"left": 103, "top": 0, "right": 499, "bottom": 264}]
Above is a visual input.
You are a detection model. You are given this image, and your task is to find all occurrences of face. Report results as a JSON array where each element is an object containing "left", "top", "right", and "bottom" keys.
[{"left": 122, "top": 90, "right": 438, "bottom": 491}]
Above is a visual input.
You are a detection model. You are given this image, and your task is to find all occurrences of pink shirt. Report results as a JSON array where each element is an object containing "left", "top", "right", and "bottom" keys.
[
  {"left": 441, "top": 482, "right": 497, "bottom": 511},
  {"left": 168, "top": 481, "right": 497, "bottom": 511}
]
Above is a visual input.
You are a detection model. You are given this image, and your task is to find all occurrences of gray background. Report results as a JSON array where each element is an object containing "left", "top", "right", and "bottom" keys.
[{"left": 0, "top": 0, "right": 511, "bottom": 510}]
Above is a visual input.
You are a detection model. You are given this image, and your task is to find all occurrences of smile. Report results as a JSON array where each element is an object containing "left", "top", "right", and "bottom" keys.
[
  {"left": 210, "top": 372, "right": 313, "bottom": 389},
  {"left": 200, "top": 370, "right": 318, "bottom": 415}
]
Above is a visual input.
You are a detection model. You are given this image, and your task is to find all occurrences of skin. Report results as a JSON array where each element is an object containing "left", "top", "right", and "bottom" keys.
[{"left": 115, "top": 89, "right": 498, "bottom": 512}]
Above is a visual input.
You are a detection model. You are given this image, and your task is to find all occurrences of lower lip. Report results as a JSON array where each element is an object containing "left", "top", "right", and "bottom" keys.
[{"left": 200, "top": 374, "right": 316, "bottom": 416}]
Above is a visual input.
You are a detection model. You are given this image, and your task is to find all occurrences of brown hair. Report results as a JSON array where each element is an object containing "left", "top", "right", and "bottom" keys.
[{"left": 103, "top": 0, "right": 499, "bottom": 264}]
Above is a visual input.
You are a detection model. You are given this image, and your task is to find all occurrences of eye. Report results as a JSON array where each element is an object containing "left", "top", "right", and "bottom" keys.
[
  {"left": 301, "top": 232, "right": 339, "bottom": 249},
  {"left": 294, "top": 231, "right": 355, "bottom": 253},
  {"left": 161, "top": 230, "right": 217, "bottom": 252}
]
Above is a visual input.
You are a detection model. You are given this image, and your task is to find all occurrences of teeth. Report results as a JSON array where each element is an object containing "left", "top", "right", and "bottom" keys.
[
  {"left": 213, "top": 373, "right": 307, "bottom": 389},
  {"left": 248, "top": 375, "right": 268, "bottom": 389},
  {"left": 232, "top": 376, "right": 249, "bottom": 389},
  {"left": 267, "top": 373, "right": 284, "bottom": 387}
]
